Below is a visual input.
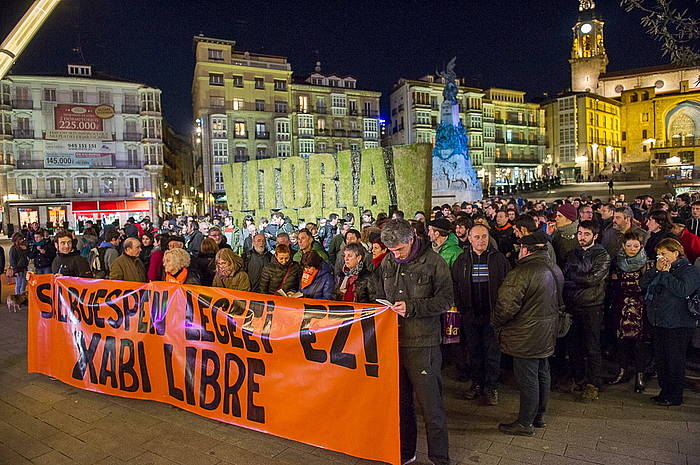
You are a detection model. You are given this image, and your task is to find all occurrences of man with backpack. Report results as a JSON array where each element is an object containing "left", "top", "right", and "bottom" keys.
[{"left": 90, "top": 229, "right": 120, "bottom": 278}]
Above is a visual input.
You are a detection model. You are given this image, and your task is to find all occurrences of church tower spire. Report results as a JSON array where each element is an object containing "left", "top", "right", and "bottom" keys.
[{"left": 570, "top": 0, "right": 608, "bottom": 92}]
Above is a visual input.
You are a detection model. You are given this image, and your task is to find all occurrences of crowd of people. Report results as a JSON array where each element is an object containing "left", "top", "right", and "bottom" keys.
[{"left": 5, "top": 191, "right": 700, "bottom": 465}]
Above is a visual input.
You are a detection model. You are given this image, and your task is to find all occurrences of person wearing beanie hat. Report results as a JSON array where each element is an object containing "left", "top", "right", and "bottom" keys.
[
  {"left": 557, "top": 204, "right": 578, "bottom": 223},
  {"left": 552, "top": 204, "right": 579, "bottom": 267},
  {"left": 427, "top": 218, "right": 463, "bottom": 267}
]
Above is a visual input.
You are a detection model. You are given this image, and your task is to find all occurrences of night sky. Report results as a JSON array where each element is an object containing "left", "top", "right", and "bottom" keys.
[{"left": 2, "top": 0, "right": 673, "bottom": 134}]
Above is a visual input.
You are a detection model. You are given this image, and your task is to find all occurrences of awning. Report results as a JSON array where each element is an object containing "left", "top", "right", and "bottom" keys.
[{"left": 72, "top": 199, "right": 151, "bottom": 213}]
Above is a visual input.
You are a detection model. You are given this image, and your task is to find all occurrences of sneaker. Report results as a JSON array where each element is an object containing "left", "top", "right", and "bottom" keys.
[
  {"left": 402, "top": 455, "right": 417, "bottom": 465},
  {"left": 485, "top": 388, "right": 499, "bottom": 406},
  {"left": 464, "top": 383, "right": 482, "bottom": 400},
  {"left": 533, "top": 414, "right": 547, "bottom": 428},
  {"left": 498, "top": 421, "right": 535, "bottom": 436},
  {"left": 578, "top": 384, "right": 599, "bottom": 402}
]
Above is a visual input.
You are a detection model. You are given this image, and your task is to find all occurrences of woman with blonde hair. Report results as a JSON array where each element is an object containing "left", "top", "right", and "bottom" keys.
[
  {"left": 213, "top": 248, "right": 250, "bottom": 291},
  {"left": 163, "top": 248, "right": 200, "bottom": 285}
]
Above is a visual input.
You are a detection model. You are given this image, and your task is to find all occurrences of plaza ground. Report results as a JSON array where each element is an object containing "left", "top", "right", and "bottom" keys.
[{"left": 0, "top": 181, "right": 697, "bottom": 465}]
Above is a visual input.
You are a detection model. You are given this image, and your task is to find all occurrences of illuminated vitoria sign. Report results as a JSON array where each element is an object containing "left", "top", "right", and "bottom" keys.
[{"left": 222, "top": 144, "right": 433, "bottom": 223}]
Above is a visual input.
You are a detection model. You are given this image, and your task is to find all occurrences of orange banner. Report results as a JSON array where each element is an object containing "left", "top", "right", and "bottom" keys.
[{"left": 28, "top": 275, "right": 400, "bottom": 464}]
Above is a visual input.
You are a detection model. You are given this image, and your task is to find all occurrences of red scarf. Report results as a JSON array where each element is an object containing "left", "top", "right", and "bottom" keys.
[{"left": 372, "top": 251, "right": 388, "bottom": 269}]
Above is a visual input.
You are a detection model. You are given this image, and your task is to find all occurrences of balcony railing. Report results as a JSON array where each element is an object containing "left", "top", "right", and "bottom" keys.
[
  {"left": 12, "top": 99, "right": 33, "bottom": 109},
  {"left": 348, "top": 130, "right": 362, "bottom": 138},
  {"left": 315, "top": 106, "right": 327, "bottom": 114},
  {"left": 333, "top": 129, "right": 347, "bottom": 137},
  {"left": 298, "top": 132, "right": 315, "bottom": 139},
  {"left": 123, "top": 132, "right": 141, "bottom": 141},
  {"left": 276, "top": 133, "right": 291, "bottom": 141},
  {"left": 349, "top": 109, "right": 359, "bottom": 116},
  {"left": 255, "top": 131, "right": 270, "bottom": 139},
  {"left": 233, "top": 154, "right": 249, "bottom": 162},
  {"left": 13, "top": 129, "right": 34, "bottom": 139},
  {"left": 122, "top": 104, "right": 139, "bottom": 114},
  {"left": 16, "top": 159, "right": 44, "bottom": 169},
  {"left": 362, "top": 109, "right": 379, "bottom": 117},
  {"left": 233, "top": 133, "right": 248, "bottom": 139},
  {"left": 495, "top": 156, "right": 541, "bottom": 164}
]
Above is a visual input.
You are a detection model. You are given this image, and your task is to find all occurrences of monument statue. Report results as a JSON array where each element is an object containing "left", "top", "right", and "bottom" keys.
[{"left": 432, "top": 57, "right": 482, "bottom": 202}]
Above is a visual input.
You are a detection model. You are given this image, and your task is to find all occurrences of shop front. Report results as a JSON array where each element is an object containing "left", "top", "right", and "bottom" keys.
[
  {"left": 4, "top": 200, "right": 71, "bottom": 235},
  {"left": 72, "top": 199, "right": 154, "bottom": 229}
]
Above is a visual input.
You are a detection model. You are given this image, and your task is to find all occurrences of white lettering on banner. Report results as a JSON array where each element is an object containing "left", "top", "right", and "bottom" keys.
[
  {"left": 45, "top": 130, "right": 112, "bottom": 141},
  {"left": 44, "top": 141, "right": 115, "bottom": 168}
]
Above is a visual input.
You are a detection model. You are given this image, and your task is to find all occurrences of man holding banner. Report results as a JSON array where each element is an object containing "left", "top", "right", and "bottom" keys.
[{"left": 377, "top": 219, "right": 452, "bottom": 465}]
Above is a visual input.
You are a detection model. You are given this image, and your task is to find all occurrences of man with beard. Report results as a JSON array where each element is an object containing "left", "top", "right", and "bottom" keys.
[
  {"left": 243, "top": 233, "right": 272, "bottom": 292},
  {"left": 454, "top": 217, "right": 473, "bottom": 250},
  {"left": 562, "top": 220, "right": 611, "bottom": 401}
]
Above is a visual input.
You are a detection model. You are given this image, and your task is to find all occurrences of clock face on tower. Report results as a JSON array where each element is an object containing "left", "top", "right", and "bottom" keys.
[{"left": 580, "top": 23, "right": 592, "bottom": 34}]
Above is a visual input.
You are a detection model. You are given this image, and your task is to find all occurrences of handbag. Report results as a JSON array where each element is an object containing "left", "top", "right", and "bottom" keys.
[
  {"left": 441, "top": 306, "right": 461, "bottom": 344},
  {"left": 687, "top": 292, "right": 700, "bottom": 320}
]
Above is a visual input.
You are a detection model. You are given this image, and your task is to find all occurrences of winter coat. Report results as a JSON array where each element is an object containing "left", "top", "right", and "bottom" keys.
[
  {"left": 335, "top": 266, "right": 375, "bottom": 303},
  {"left": 147, "top": 248, "right": 164, "bottom": 282},
  {"left": 243, "top": 249, "right": 272, "bottom": 292},
  {"left": 645, "top": 229, "right": 676, "bottom": 259},
  {"left": 29, "top": 239, "right": 56, "bottom": 269},
  {"left": 258, "top": 257, "right": 302, "bottom": 294},
  {"left": 9, "top": 246, "right": 29, "bottom": 272},
  {"left": 51, "top": 251, "right": 91, "bottom": 277},
  {"left": 641, "top": 258, "right": 700, "bottom": 329},
  {"left": 552, "top": 220, "right": 579, "bottom": 267},
  {"left": 186, "top": 230, "right": 204, "bottom": 257},
  {"left": 333, "top": 245, "right": 373, "bottom": 277},
  {"left": 318, "top": 223, "right": 337, "bottom": 251},
  {"left": 562, "top": 244, "right": 610, "bottom": 309},
  {"left": 491, "top": 223, "right": 517, "bottom": 259},
  {"left": 452, "top": 247, "right": 511, "bottom": 324},
  {"left": 108, "top": 254, "right": 148, "bottom": 283},
  {"left": 139, "top": 245, "right": 154, "bottom": 270},
  {"left": 492, "top": 251, "right": 564, "bottom": 359},
  {"left": 300, "top": 261, "right": 335, "bottom": 300},
  {"left": 375, "top": 238, "right": 454, "bottom": 348},
  {"left": 609, "top": 259, "right": 648, "bottom": 339},
  {"left": 686, "top": 217, "right": 700, "bottom": 237},
  {"left": 435, "top": 233, "right": 463, "bottom": 267},
  {"left": 191, "top": 252, "right": 217, "bottom": 286}
]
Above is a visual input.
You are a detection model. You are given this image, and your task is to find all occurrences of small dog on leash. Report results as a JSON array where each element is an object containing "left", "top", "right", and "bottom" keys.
[{"left": 7, "top": 292, "right": 28, "bottom": 313}]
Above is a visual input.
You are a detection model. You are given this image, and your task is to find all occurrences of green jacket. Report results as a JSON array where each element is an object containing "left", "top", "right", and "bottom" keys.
[
  {"left": 293, "top": 241, "right": 330, "bottom": 264},
  {"left": 436, "top": 233, "right": 463, "bottom": 268}
]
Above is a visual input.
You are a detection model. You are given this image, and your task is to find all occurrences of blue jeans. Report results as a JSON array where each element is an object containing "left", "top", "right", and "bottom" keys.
[
  {"left": 14, "top": 271, "right": 27, "bottom": 294},
  {"left": 36, "top": 266, "right": 52, "bottom": 275},
  {"left": 512, "top": 357, "right": 550, "bottom": 427}
]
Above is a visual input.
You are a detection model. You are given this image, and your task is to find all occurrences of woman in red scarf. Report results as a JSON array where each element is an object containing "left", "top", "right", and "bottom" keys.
[
  {"left": 371, "top": 236, "right": 388, "bottom": 270},
  {"left": 336, "top": 243, "right": 374, "bottom": 303}
]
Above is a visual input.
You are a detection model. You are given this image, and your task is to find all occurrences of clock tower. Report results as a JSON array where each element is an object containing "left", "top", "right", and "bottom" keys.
[{"left": 570, "top": 0, "right": 608, "bottom": 92}]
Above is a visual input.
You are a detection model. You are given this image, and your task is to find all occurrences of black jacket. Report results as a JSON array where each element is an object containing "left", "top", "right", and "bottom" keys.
[
  {"left": 29, "top": 239, "right": 56, "bottom": 269},
  {"left": 190, "top": 253, "right": 216, "bottom": 286},
  {"left": 243, "top": 249, "right": 273, "bottom": 292},
  {"left": 9, "top": 246, "right": 29, "bottom": 272},
  {"left": 562, "top": 244, "right": 611, "bottom": 309},
  {"left": 375, "top": 238, "right": 453, "bottom": 348},
  {"left": 335, "top": 266, "right": 376, "bottom": 303},
  {"left": 645, "top": 229, "right": 676, "bottom": 259},
  {"left": 452, "top": 247, "right": 511, "bottom": 324},
  {"left": 51, "top": 251, "right": 91, "bottom": 277},
  {"left": 258, "top": 257, "right": 302, "bottom": 294},
  {"left": 492, "top": 251, "right": 564, "bottom": 358}
]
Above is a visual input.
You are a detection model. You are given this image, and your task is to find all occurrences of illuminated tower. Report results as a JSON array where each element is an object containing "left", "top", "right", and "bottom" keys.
[{"left": 569, "top": 0, "right": 608, "bottom": 92}]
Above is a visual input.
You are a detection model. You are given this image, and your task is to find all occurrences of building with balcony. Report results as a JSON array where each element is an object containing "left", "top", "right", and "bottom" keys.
[
  {"left": 559, "top": 0, "right": 700, "bottom": 180},
  {"left": 191, "top": 36, "right": 381, "bottom": 212},
  {"left": 388, "top": 76, "right": 545, "bottom": 189},
  {"left": 0, "top": 64, "right": 164, "bottom": 230},
  {"left": 543, "top": 91, "right": 621, "bottom": 181}
]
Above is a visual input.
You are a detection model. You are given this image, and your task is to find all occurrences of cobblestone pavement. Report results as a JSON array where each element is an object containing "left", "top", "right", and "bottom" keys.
[{"left": 2, "top": 304, "right": 700, "bottom": 465}]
